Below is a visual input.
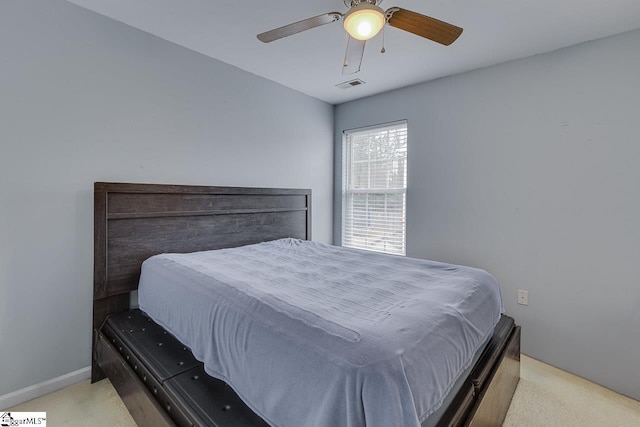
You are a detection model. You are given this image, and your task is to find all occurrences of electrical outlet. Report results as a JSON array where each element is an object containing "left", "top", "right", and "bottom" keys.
[{"left": 517, "top": 290, "right": 529, "bottom": 306}]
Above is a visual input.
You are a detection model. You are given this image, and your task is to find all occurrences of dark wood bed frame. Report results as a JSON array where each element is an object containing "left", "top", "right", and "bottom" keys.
[{"left": 92, "top": 182, "right": 520, "bottom": 427}]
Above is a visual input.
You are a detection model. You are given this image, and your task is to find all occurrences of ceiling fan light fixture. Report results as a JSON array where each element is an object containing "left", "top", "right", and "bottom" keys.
[{"left": 343, "top": 2, "right": 385, "bottom": 41}]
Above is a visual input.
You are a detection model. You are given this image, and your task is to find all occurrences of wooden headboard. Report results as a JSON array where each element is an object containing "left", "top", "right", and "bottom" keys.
[{"left": 92, "top": 182, "right": 311, "bottom": 381}]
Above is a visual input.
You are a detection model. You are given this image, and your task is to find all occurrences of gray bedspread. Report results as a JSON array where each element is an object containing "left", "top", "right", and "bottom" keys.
[{"left": 138, "top": 239, "right": 503, "bottom": 427}]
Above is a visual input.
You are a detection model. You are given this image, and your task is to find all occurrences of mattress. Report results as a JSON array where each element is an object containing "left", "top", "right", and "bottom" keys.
[{"left": 138, "top": 239, "right": 503, "bottom": 427}]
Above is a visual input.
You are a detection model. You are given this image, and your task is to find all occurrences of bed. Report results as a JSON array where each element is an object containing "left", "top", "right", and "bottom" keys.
[{"left": 92, "top": 182, "right": 520, "bottom": 427}]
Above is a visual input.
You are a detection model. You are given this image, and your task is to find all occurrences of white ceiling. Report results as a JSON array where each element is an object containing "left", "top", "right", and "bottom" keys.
[{"left": 66, "top": 0, "right": 640, "bottom": 105}]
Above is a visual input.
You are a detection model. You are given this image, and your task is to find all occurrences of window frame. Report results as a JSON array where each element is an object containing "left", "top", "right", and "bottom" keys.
[{"left": 341, "top": 120, "right": 408, "bottom": 256}]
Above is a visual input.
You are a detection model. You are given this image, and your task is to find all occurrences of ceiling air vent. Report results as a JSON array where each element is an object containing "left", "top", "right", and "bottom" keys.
[{"left": 335, "top": 79, "right": 365, "bottom": 90}]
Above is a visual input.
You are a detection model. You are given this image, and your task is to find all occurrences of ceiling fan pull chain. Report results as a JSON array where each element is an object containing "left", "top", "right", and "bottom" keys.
[{"left": 381, "top": 7, "right": 398, "bottom": 54}]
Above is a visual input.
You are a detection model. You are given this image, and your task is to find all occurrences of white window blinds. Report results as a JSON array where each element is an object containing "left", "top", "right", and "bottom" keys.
[{"left": 342, "top": 121, "right": 407, "bottom": 255}]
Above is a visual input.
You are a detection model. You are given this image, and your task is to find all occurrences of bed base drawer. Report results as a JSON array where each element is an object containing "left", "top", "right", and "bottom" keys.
[
  {"left": 467, "top": 326, "right": 521, "bottom": 427},
  {"left": 105, "top": 310, "right": 201, "bottom": 381},
  {"left": 95, "top": 332, "right": 176, "bottom": 427},
  {"left": 166, "top": 365, "right": 269, "bottom": 427},
  {"left": 98, "top": 311, "right": 269, "bottom": 427},
  {"left": 101, "top": 325, "right": 197, "bottom": 426},
  {"left": 436, "top": 318, "right": 520, "bottom": 427},
  {"left": 436, "top": 381, "right": 476, "bottom": 427},
  {"left": 469, "top": 316, "right": 515, "bottom": 390}
]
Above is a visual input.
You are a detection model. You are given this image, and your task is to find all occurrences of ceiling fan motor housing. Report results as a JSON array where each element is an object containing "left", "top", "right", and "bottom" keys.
[{"left": 343, "top": 1, "right": 386, "bottom": 40}]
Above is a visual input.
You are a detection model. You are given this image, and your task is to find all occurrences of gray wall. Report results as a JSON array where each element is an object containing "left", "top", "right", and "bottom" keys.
[
  {"left": 0, "top": 0, "right": 333, "bottom": 396},
  {"left": 334, "top": 30, "right": 640, "bottom": 400}
]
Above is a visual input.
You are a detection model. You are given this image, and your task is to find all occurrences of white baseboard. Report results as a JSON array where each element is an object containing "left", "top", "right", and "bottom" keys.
[{"left": 0, "top": 366, "right": 91, "bottom": 410}]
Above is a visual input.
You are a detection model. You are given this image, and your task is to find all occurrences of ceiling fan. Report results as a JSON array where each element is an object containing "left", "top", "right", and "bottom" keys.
[{"left": 257, "top": 0, "right": 463, "bottom": 75}]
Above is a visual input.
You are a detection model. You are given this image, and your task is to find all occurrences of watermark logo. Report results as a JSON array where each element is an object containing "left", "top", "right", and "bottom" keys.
[{"left": 0, "top": 412, "right": 46, "bottom": 426}]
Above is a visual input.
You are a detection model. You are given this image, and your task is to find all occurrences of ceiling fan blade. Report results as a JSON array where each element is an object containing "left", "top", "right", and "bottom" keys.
[
  {"left": 257, "top": 12, "right": 342, "bottom": 43},
  {"left": 387, "top": 8, "right": 463, "bottom": 46},
  {"left": 342, "top": 37, "right": 366, "bottom": 75}
]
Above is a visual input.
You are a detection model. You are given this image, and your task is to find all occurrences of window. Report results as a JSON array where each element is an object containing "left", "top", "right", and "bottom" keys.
[{"left": 342, "top": 121, "right": 407, "bottom": 255}]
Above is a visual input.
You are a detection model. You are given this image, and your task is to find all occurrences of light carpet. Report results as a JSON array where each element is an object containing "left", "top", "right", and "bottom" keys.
[{"left": 503, "top": 355, "right": 640, "bottom": 426}]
